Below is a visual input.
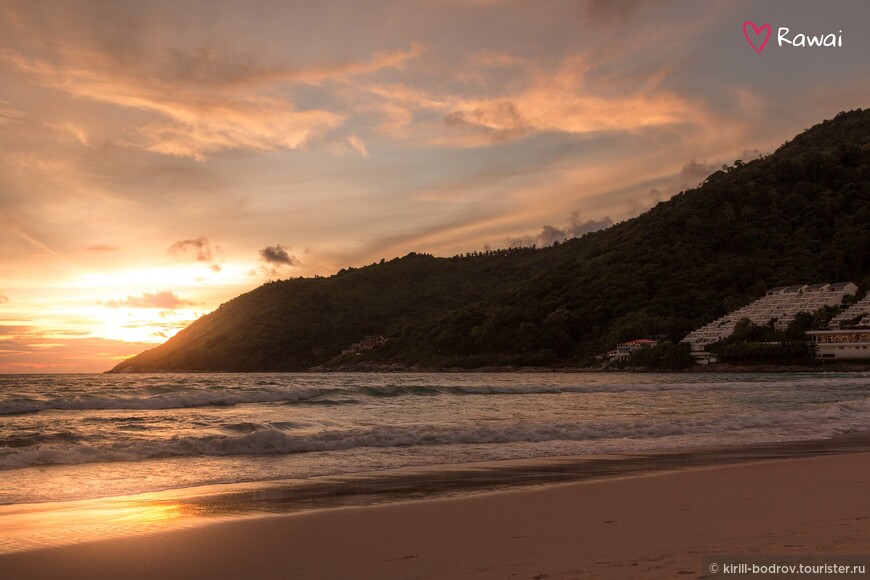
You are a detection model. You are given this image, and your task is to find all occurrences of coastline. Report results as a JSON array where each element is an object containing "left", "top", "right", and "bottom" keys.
[
  {"left": 105, "top": 361, "right": 870, "bottom": 373},
  {"left": 2, "top": 446, "right": 869, "bottom": 579},
  {"left": 311, "top": 361, "right": 870, "bottom": 373}
]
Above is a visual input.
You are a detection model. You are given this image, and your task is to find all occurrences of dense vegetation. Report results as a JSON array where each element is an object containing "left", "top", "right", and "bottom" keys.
[
  {"left": 611, "top": 342, "right": 696, "bottom": 370},
  {"left": 111, "top": 109, "right": 870, "bottom": 372},
  {"left": 706, "top": 317, "right": 825, "bottom": 364}
]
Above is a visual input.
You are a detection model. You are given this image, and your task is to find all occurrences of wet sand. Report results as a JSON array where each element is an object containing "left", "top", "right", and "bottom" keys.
[{"left": 1, "top": 448, "right": 869, "bottom": 579}]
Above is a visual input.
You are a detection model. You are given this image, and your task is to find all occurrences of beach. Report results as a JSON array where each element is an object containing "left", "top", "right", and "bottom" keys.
[
  {"left": 1, "top": 450, "right": 869, "bottom": 579},
  {"left": 2, "top": 372, "right": 870, "bottom": 578}
]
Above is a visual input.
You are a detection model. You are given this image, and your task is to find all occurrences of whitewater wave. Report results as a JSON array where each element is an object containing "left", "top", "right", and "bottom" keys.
[
  {"left": 3, "top": 376, "right": 868, "bottom": 415},
  {"left": 0, "top": 389, "right": 335, "bottom": 415},
  {"left": 3, "top": 397, "right": 869, "bottom": 470},
  {"left": 0, "top": 382, "right": 731, "bottom": 415}
]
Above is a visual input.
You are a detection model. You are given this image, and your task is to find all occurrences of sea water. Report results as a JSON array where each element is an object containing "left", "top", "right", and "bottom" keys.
[{"left": 1, "top": 372, "right": 870, "bottom": 506}]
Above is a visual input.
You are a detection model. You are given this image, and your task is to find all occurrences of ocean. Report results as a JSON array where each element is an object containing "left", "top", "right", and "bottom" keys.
[{"left": 2, "top": 371, "right": 870, "bottom": 508}]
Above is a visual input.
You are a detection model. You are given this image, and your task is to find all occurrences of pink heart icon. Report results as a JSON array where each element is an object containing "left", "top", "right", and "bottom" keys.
[{"left": 743, "top": 21, "right": 771, "bottom": 54}]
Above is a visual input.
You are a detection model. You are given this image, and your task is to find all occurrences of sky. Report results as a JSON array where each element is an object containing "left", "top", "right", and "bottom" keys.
[{"left": 1, "top": 0, "right": 869, "bottom": 372}]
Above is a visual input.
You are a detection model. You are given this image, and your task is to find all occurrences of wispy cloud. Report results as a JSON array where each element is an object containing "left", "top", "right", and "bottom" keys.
[
  {"left": 100, "top": 291, "right": 197, "bottom": 309},
  {"left": 169, "top": 236, "right": 222, "bottom": 272},
  {"left": 45, "top": 121, "right": 89, "bottom": 146},
  {"left": 0, "top": 8, "right": 426, "bottom": 160},
  {"left": 169, "top": 237, "right": 214, "bottom": 263},
  {"left": 0, "top": 100, "right": 25, "bottom": 125},
  {"left": 357, "top": 53, "right": 710, "bottom": 148},
  {"left": 346, "top": 134, "right": 369, "bottom": 157},
  {"left": 0, "top": 48, "right": 350, "bottom": 160}
]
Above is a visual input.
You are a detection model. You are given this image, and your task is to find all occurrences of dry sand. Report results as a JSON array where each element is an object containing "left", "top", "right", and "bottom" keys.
[{"left": 1, "top": 452, "right": 869, "bottom": 579}]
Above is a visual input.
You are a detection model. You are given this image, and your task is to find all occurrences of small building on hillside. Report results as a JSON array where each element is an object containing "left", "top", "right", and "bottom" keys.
[
  {"left": 806, "top": 329, "right": 870, "bottom": 360},
  {"left": 341, "top": 335, "right": 385, "bottom": 356},
  {"left": 608, "top": 338, "right": 656, "bottom": 361}
]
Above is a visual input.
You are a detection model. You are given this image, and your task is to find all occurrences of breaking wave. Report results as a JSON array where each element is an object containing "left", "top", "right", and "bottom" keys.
[
  {"left": 0, "top": 377, "right": 867, "bottom": 416},
  {"left": 0, "top": 389, "right": 336, "bottom": 415},
  {"left": 3, "top": 397, "right": 869, "bottom": 470},
  {"left": 0, "top": 379, "right": 821, "bottom": 416}
]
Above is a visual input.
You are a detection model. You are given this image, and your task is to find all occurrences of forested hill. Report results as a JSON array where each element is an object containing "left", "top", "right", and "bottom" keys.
[{"left": 111, "top": 109, "right": 870, "bottom": 372}]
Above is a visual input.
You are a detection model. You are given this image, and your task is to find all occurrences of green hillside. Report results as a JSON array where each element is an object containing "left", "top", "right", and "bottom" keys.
[{"left": 111, "top": 109, "right": 870, "bottom": 372}]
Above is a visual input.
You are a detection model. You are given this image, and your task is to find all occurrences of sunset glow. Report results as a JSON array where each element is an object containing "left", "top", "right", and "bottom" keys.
[{"left": 1, "top": 0, "right": 868, "bottom": 371}]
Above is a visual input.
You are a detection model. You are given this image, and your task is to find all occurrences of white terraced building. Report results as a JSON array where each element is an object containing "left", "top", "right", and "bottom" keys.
[
  {"left": 681, "top": 282, "right": 859, "bottom": 363},
  {"left": 807, "top": 329, "right": 870, "bottom": 359},
  {"left": 829, "top": 294, "right": 870, "bottom": 328}
]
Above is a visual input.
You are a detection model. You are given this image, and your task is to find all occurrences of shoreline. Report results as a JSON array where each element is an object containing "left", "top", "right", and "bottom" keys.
[
  {"left": 105, "top": 362, "right": 870, "bottom": 374},
  {"left": 2, "top": 448, "right": 869, "bottom": 579},
  {"left": 312, "top": 361, "right": 870, "bottom": 373},
  {"left": 3, "top": 434, "right": 870, "bottom": 557}
]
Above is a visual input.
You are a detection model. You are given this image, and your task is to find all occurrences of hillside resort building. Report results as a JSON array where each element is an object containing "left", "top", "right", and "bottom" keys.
[
  {"left": 341, "top": 335, "right": 385, "bottom": 356},
  {"left": 806, "top": 329, "right": 870, "bottom": 360},
  {"left": 682, "top": 282, "right": 870, "bottom": 363},
  {"left": 607, "top": 339, "right": 657, "bottom": 361}
]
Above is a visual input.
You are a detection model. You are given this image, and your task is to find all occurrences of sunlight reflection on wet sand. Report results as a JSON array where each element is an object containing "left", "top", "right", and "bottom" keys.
[{"left": 0, "top": 494, "right": 220, "bottom": 554}]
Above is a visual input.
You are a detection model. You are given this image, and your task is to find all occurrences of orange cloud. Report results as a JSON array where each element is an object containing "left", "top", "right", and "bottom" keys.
[
  {"left": 1, "top": 49, "right": 346, "bottom": 160},
  {"left": 100, "top": 291, "right": 197, "bottom": 310},
  {"left": 0, "top": 100, "right": 25, "bottom": 124},
  {"left": 0, "top": 36, "right": 426, "bottom": 160},
  {"left": 356, "top": 55, "right": 709, "bottom": 148},
  {"left": 346, "top": 134, "right": 369, "bottom": 157},
  {"left": 45, "top": 121, "right": 89, "bottom": 146},
  {"left": 1, "top": 216, "right": 58, "bottom": 255},
  {"left": 276, "top": 43, "right": 426, "bottom": 86}
]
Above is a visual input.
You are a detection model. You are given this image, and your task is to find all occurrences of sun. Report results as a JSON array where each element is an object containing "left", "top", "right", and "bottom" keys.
[{"left": 37, "top": 264, "right": 236, "bottom": 344}]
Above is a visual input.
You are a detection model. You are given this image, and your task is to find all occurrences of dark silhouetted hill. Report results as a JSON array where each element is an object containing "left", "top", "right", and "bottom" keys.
[{"left": 111, "top": 109, "right": 870, "bottom": 372}]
